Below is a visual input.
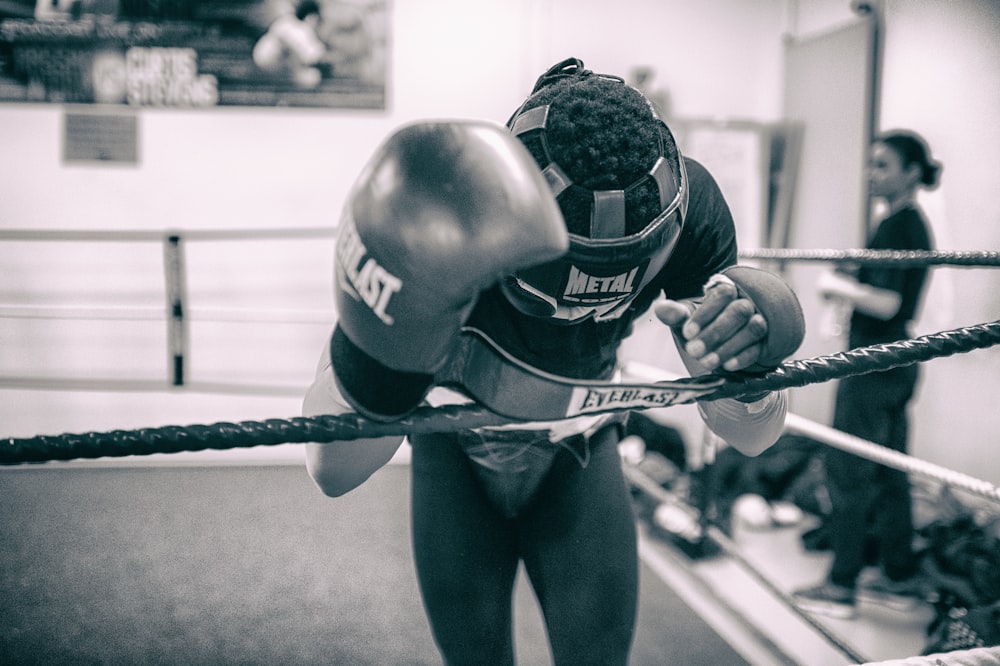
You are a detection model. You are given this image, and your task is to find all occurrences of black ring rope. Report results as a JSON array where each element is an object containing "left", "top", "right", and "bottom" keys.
[
  {"left": 704, "top": 319, "right": 1000, "bottom": 401},
  {"left": 740, "top": 248, "right": 1000, "bottom": 267},
  {"left": 3, "top": 320, "right": 999, "bottom": 465}
]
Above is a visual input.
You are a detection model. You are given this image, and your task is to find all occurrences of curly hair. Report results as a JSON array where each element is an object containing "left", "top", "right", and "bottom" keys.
[{"left": 514, "top": 73, "right": 672, "bottom": 237}]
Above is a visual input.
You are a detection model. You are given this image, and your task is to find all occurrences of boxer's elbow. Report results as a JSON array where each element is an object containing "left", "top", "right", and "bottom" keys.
[{"left": 305, "top": 437, "right": 403, "bottom": 497}]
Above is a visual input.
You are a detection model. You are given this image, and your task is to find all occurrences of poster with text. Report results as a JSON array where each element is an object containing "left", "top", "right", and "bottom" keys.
[{"left": 0, "top": 0, "right": 387, "bottom": 108}]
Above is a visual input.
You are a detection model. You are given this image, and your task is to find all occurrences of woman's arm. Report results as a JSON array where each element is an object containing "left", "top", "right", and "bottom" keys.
[{"left": 817, "top": 269, "right": 901, "bottom": 320}]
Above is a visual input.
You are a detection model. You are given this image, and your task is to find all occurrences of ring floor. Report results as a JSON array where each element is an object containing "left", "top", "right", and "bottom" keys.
[
  {"left": 645, "top": 513, "right": 938, "bottom": 664},
  {"left": 0, "top": 454, "right": 950, "bottom": 665},
  {"left": 0, "top": 460, "right": 745, "bottom": 665}
]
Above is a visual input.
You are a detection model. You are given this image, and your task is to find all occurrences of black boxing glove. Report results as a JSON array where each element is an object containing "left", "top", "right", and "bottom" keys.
[
  {"left": 331, "top": 121, "right": 569, "bottom": 420},
  {"left": 721, "top": 265, "right": 805, "bottom": 371}
]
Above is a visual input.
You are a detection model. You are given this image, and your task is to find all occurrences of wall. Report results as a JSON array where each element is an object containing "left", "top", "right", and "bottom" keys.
[
  {"left": 1, "top": 0, "right": 998, "bottom": 482},
  {"left": 0, "top": 0, "right": 786, "bottom": 458},
  {"left": 777, "top": 0, "right": 1000, "bottom": 482},
  {"left": 780, "top": 16, "right": 876, "bottom": 427},
  {"left": 876, "top": 0, "right": 1000, "bottom": 481}
]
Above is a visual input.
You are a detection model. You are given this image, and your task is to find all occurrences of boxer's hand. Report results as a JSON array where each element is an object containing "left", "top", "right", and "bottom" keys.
[
  {"left": 655, "top": 266, "right": 804, "bottom": 374},
  {"left": 655, "top": 274, "right": 766, "bottom": 373}
]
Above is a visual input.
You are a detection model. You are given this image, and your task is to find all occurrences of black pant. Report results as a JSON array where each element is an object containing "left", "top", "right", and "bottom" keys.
[
  {"left": 409, "top": 425, "right": 638, "bottom": 665},
  {"left": 825, "top": 364, "right": 920, "bottom": 587}
]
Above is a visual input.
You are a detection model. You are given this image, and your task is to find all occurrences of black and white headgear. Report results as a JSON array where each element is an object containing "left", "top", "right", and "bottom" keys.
[{"left": 502, "top": 57, "right": 688, "bottom": 323}]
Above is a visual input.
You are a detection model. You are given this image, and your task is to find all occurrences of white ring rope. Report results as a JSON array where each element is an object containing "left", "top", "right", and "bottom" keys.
[
  {"left": 623, "top": 361, "right": 1000, "bottom": 505},
  {"left": 0, "top": 304, "right": 334, "bottom": 324},
  {"left": 623, "top": 463, "right": 869, "bottom": 664},
  {"left": 784, "top": 414, "right": 1000, "bottom": 504},
  {"left": 1, "top": 228, "right": 995, "bottom": 266},
  {"left": 0, "top": 227, "right": 336, "bottom": 242}
]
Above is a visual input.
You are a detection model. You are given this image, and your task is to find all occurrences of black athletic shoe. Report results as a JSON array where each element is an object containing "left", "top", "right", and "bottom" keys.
[
  {"left": 792, "top": 581, "right": 857, "bottom": 620},
  {"left": 858, "top": 570, "right": 927, "bottom": 611}
]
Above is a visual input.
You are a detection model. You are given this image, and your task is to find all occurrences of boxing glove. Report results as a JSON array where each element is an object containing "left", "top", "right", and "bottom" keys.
[
  {"left": 722, "top": 266, "right": 805, "bottom": 370},
  {"left": 331, "top": 121, "right": 568, "bottom": 420}
]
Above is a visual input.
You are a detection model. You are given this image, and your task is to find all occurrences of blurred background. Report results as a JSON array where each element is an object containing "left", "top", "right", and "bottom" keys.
[{"left": 0, "top": 0, "right": 998, "bottom": 484}]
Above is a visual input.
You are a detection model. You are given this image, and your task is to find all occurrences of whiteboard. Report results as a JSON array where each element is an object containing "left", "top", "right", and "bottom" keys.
[
  {"left": 676, "top": 121, "right": 769, "bottom": 251},
  {"left": 782, "top": 17, "right": 877, "bottom": 424}
]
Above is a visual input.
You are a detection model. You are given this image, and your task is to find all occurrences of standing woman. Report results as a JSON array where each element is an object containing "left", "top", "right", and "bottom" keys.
[{"left": 794, "top": 130, "right": 942, "bottom": 619}]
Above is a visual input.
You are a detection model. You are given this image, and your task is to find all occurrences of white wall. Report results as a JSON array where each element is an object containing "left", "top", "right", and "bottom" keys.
[
  {"left": 772, "top": 0, "right": 1000, "bottom": 483},
  {"left": 1, "top": 0, "right": 998, "bottom": 482},
  {"left": 0, "top": 0, "right": 786, "bottom": 454},
  {"left": 876, "top": 0, "right": 1000, "bottom": 482}
]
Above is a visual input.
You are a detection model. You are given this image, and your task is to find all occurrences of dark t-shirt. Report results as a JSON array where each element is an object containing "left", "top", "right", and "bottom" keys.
[
  {"left": 849, "top": 206, "right": 933, "bottom": 346},
  {"left": 465, "top": 157, "right": 738, "bottom": 380}
]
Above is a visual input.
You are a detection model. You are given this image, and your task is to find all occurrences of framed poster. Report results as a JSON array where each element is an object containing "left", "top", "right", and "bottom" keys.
[{"left": 0, "top": 0, "right": 387, "bottom": 108}]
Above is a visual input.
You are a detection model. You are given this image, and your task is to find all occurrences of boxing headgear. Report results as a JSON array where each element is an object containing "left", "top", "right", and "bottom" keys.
[{"left": 502, "top": 58, "right": 688, "bottom": 324}]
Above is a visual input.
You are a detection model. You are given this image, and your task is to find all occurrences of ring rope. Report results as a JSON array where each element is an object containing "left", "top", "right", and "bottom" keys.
[
  {"left": 705, "top": 319, "right": 1000, "bottom": 402},
  {"left": 3, "top": 229, "right": 995, "bottom": 267},
  {"left": 625, "top": 465, "right": 870, "bottom": 664},
  {"left": 0, "top": 227, "right": 337, "bottom": 242},
  {"left": 0, "top": 304, "right": 334, "bottom": 324},
  {"left": 740, "top": 248, "right": 1000, "bottom": 267},
  {"left": 3, "top": 319, "right": 999, "bottom": 466},
  {"left": 784, "top": 414, "right": 1000, "bottom": 504}
]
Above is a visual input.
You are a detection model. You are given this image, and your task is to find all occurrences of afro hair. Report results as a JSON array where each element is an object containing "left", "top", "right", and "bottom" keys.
[{"left": 514, "top": 73, "right": 673, "bottom": 237}]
